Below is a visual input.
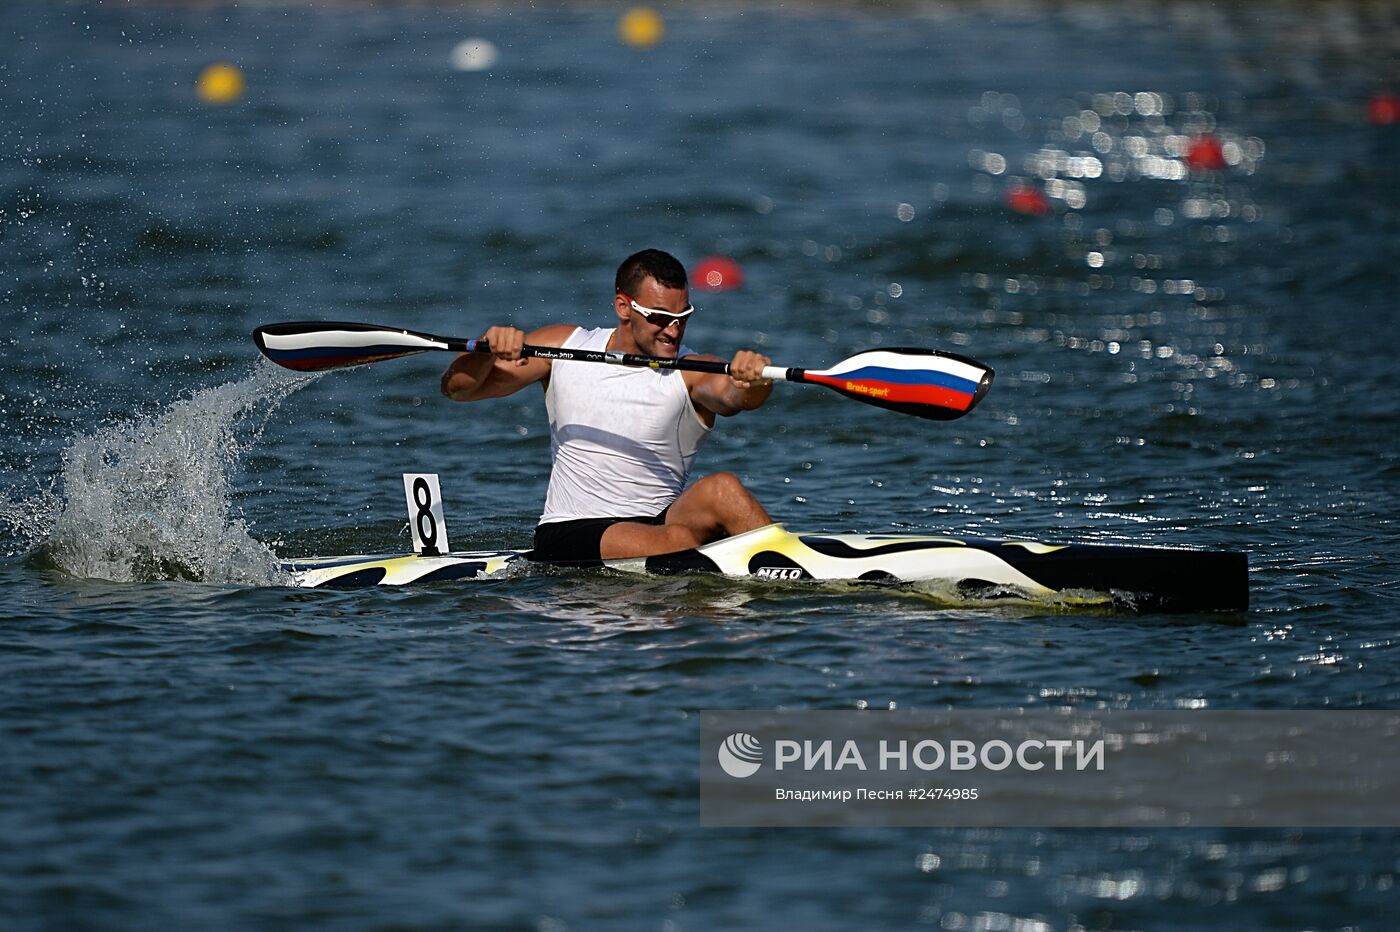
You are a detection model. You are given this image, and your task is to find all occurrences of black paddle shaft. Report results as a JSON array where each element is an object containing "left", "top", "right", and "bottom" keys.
[{"left": 485, "top": 340, "right": 803, "bottom": 382}]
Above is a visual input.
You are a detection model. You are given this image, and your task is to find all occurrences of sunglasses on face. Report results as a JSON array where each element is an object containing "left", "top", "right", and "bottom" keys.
[{"left": 619, "top": 293, "right": 695, "bottom": 327}]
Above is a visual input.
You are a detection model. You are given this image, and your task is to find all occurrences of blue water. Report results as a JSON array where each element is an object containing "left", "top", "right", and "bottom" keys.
[{"left": 3, "top": 1, "right": 1399, "bottom": 928}]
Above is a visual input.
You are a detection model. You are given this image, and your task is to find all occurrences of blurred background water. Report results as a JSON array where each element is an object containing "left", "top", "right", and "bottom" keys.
[{"left": 2, "top": 1, "right": 1399, "bottom": 928}]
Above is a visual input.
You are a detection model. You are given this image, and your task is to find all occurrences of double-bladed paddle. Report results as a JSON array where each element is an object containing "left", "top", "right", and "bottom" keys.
[{"left": 253, "top": 321, "right": 993, "bottom": 421}]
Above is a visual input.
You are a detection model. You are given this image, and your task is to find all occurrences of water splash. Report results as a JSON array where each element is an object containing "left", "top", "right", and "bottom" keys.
[{"left": 1, "top": 362, "right": 316, "bottom": 585}]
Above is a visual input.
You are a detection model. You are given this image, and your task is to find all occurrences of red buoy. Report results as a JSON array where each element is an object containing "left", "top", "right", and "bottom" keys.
[
  {"left": 693, "top": 256, "right": 744, "bottom": 291},
  {"left": 1368, "top": 92, "right": 1400, "bottom": 126},
  {"left": 1005, "top": 183, "right": 1050, "bottom": 217},
  {"left": 1185, "top": 135, "right": 1228, "bottom": 171}
]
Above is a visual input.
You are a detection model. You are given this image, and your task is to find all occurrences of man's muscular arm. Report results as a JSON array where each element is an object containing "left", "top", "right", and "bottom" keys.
[
  {"left": 687, "top": 349, "right": 774, "bottom": 417},
  {"left": 441, "top": 323, "right": 576, "bottom": 401}
]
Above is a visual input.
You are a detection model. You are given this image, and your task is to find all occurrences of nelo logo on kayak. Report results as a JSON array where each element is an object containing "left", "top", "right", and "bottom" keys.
[{"left": 756, "top": 566, "right": 805, "bottom": 580}]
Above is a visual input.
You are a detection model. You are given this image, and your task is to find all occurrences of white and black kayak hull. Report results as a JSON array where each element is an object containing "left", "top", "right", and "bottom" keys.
[{"left": 281, "top": 524, "right": 1247, "bottom": 613}]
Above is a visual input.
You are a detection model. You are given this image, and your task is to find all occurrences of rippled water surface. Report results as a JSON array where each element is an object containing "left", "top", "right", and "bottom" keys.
[{"left": 3, "top": 1, "right": 1399, "bottom": 929}]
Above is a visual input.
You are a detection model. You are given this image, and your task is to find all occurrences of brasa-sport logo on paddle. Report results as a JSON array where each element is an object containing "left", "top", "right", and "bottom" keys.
[
  {"left": 718, "top": 733, "right": 764, "bottom": 778},
  {"left": 845, "top": 380, "right": 890, "bottom": 399}
]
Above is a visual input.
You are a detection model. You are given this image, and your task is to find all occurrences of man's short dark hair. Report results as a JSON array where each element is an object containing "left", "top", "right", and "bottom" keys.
[{"left": 615, "top": 249, "right": 687, "bottom": 295}]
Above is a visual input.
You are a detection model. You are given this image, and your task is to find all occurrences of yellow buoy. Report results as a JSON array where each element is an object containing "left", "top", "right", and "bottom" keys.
[
  {"left": 619, "top": 7, "right": 665, "bottom": 49},
  {"left": 197, "top": 63, "right": 245, "bottom": 105}
]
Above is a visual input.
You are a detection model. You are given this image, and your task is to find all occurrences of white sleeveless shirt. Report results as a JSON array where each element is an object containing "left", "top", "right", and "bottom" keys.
[{"left": 539, "top": 327, "right": 712, "bottom": 525}]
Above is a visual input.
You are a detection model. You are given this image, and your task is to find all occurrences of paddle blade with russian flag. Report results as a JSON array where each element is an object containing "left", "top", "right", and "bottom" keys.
[
  {"left": 796, "top": 348, "right": 993, "bottom": 421},
  {"left": 253, "top": 322, "right": 459, "bottom": 372}
]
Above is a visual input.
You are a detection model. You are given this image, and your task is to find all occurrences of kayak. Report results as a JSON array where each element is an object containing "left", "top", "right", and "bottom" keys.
[{"left": 281, "top": 523, "right": 1248, "bottom": 612}]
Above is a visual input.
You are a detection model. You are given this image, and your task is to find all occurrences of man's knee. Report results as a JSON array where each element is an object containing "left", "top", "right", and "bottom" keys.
[{"left": 696, "top": 471, "right": 749, "bottom": 501}]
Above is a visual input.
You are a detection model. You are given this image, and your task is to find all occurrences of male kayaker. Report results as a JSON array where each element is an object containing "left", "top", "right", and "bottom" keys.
[{"left": 441, "top": 248, "right": 774, "bottom": 563}]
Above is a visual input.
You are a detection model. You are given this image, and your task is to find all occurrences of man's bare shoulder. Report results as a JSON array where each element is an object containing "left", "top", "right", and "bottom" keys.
[{"left": 525, "top": 323, "right": 582, "bottom": 348}]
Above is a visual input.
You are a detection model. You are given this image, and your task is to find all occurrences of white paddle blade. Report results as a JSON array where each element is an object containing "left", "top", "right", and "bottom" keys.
[{"left": 254, "top": 322, "right": 452, "bottom": 372}]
